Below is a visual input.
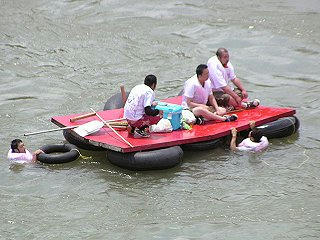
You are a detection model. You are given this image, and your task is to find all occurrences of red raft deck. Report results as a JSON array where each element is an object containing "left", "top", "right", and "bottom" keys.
[{"left": 51, "top": 96, "right": 296, "bottom": 153}]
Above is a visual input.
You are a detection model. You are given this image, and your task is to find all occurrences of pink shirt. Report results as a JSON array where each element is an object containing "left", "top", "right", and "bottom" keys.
[
  {"left": 207, "top": 55, "right": 236, "bottom": 92},
  {"left": 7, "top": 149, "right": 34, "bottom": 163},
  {"left": 237, "top": 136, "right": 269, "bottom": 152},
  {"left": 182, "top": 74, "right": 213, "bottom": 109}
]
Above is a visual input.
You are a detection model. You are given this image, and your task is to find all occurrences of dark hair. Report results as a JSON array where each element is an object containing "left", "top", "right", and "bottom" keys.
[
  {"left": 196, "top": 64, "right": 208, "bottom": 77},
  {"left": 216, "top": 47, "right": 228, "bottom": 58},
  {"left": 251, "top": 128, "right": 263, "bottom": 142},
  {"left": 144, "top": 74, "right": 157, "bottom": 88},
  {"left": 11, "top": 139, "right": 22, "bottom": 151}
]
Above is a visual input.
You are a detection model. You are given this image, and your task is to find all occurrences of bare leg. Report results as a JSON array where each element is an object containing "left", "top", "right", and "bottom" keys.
[{"left": 192, "top": 106, "right": 226, "bottom": 122}]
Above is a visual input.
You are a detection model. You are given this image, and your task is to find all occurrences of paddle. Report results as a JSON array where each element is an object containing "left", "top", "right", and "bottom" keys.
[{"left": 90, "top": 108, "right": 133, "bottom": 148}]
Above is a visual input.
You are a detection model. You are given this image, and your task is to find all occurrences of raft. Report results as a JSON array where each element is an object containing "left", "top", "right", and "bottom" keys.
[{"left": 51, "top": 95, "right": 299, "bottom": 170}]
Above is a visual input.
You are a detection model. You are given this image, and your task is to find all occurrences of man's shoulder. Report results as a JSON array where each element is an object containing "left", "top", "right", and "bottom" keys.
[
  {"left": 132, "top": 84, "right": 152, "bottom": 93},
  {"left": 185, "top": 75, "right": 199, "bottom": 88},
  {"left": 207, "top": 55, "right": 218, "bottom": 64}
]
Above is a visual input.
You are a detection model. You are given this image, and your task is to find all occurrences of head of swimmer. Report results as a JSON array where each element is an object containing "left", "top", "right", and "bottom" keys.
[{"left": 11, "top": 139, "right": 26, "bottom": 153}]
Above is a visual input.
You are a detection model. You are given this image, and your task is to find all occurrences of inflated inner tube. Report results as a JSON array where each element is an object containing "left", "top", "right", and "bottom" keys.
[
  {"left": 63, "top": 129, "right": 105, "bottom": 151},
  {"left": 256, "top": 116, "right": 300, "bottom": 139},
  {"left": 181, "top": 137, "right": 224, "bottom": 151},
  {"left": 107, "top": 146, "right": 183, "bottom": 170},
  {"left": 37, "top": 144, "right": 80, "bottom": 164}
]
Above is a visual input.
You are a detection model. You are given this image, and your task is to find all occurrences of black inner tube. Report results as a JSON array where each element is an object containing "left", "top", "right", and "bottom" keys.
[{"left": 37, "top": 144, "right": 80, "bottom": 164}]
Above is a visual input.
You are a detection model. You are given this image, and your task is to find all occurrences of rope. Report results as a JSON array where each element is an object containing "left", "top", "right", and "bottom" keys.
[
  {"left": 71, "top": 149, "right": 92, "bottom": 160},
  {"left": 287, "top": 117, "right": 296, "bottom": 135}
]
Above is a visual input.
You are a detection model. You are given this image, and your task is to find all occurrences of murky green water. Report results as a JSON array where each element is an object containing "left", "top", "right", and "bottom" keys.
[{"left": 1, "top": 0, "right": 320, "bottom": 239}]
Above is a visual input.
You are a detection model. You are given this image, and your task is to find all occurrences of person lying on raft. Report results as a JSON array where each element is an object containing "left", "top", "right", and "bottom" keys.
[
  {"left": 182, "top": 64, "right": 238, "bottom": 124},
  {"left": 7, "top": 139, "right": 43, "bottom": 163},
  {"left": 230, "top": 121, "right": 269, "bottom": 152},
  {"left": 124, "top": 74, "right": 163, "bottom": 138}
]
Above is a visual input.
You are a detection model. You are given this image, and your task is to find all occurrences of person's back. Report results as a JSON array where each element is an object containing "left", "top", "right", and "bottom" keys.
[
  {"left": 124, "top": 83, "right": 154, "bottom": 121},
  {"left": 123, "top": 74, "right": 161, "bottom": 138}
]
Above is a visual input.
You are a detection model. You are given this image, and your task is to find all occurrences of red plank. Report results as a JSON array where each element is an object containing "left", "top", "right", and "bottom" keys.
[{"left": 51, "top": 96, "right": 295, "bottom": 153}]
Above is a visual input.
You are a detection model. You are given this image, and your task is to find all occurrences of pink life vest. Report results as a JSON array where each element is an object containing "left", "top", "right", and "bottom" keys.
[{"left": 7, "top": 149, "right": 33, "bottom": 163}]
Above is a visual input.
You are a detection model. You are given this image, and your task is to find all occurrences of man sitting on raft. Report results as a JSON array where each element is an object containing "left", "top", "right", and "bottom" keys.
[
  {"left": 182, "top": 64, "right": 238, "bottom": 124},
  {"left": 7, "top": 139, "right": 43, "bottom": 163},
  {"left": 124, "top": 74, "right": 162, "bottom": 138},
  {"left": 207, "top": 47, "right": 260, "bottom": 110},
  {"left": 230, "top": 121, "right": 269, "bottom": 152}
]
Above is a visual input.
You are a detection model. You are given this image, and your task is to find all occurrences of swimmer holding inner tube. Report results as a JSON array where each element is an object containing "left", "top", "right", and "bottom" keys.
[
  {"left": 7, "top": 139, "right": 43, "bottom": 163},
  {"left": 230, "top": 121, "right": 269, "bottom": 152}
]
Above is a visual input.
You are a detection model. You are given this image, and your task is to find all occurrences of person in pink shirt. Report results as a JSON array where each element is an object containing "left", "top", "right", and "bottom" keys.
[
  {"left": 207, "top": 48, "right": 259, "bottom": 110},
  {"left": 7, "top": 139, "right": 43, "bottom": 163},
  {"left": 230, "top": 121, "right": 269, "bottom": 152}
]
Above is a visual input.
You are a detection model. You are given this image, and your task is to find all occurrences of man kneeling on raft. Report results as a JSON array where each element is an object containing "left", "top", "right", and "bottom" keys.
[
  {"left": 182, "top": 64, "right": 238, "bottom": 124},
  {"left": 7, "top": 139, "right": 43, "bottom": 163},
  {"left": 124, "top": 74, "right": 163, "bottom": 138},
  {"left": 230, "top": 121, "right": 269, "bottom": 152}
]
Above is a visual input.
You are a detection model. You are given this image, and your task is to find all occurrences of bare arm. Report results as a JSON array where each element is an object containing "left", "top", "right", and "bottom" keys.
[
  {"left": 230, "top": 128, "right": 238, "bottom": 151},
  {"left": 249, "top": 120, "right": 256, "bottom": 129},
  {"left": 186, "top": 97, "right": 207, "bottom": 109},
  {"left": 231, "top": 77, "right": 248, "bottom": 99},
  {"left": 208, "top": 94, "right": 219, "bottom": 111},
  {"left": 221, "top": 85, "right": 242, "bottom": 105},
  {"left": 32, "top": 149, "right": 44, "bottom": 162},
  {"left": 208, "top": 95, "right": 226, "bottom": 116}
]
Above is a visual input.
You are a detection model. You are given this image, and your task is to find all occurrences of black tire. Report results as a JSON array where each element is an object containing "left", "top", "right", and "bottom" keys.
[
  {"left": 103, "top": 91, "right": 129, "bottom": 110},
  {"left": 181, "top": 138, "right": 224, "bottom": 151},
  {"left": 63, "top": 129, "right": 105, "bottom": 151},
  {"left": 106, "top": 146, "right": 183, "bottom": 170},
  {"left": 257, "top": 116, "right": 300, "bottom": 139},
  {"left": 37, "top": 144, "right": 80, "bottom": 164}
]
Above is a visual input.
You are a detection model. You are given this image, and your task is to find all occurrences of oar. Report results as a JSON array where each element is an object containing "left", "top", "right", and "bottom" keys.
[
  {"left": 24, "top": 125, "right": 80, "bottom": 136},
  {"left": 90, "top": 108, "right": 133, "bottom": 148}
]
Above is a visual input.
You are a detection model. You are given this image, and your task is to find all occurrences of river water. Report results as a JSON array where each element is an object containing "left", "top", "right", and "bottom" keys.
[{"left": 1, "top": 0, "right": 320, "bottom": 239}]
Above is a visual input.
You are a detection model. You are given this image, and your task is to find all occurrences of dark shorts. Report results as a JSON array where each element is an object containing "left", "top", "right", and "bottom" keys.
[
  {"left": 213, "top": 88, "right": 243, "bottom": 107},
  {"left": 127, "top": 115, "right": 161, "bottom": 129}
]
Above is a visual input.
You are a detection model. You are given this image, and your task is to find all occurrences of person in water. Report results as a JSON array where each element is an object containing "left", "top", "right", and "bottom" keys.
[
  {"left": 230, "top": 121, "right": 269, "bottom": 152},
  {"left": 7, "top": 139, "right": 43, "bottom": 163}
]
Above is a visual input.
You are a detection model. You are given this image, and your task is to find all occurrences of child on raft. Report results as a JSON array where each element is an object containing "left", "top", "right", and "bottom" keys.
[
  {"left": 230, "top": 121, "right": 269, "bottom": 152},
  {"left": 7, "top": 139, "right": 43, "bottom": 163}
]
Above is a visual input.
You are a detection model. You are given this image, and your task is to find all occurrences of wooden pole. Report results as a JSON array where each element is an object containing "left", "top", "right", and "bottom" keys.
[
  {"left": 90, "top": 108, "right": 133, "bottom": 148},
  {"left": 24, "top": 125, "right": 79, "bottom": 136},
  {"left": 70, "top": 112, "right": 96, "bottom": 122}
]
